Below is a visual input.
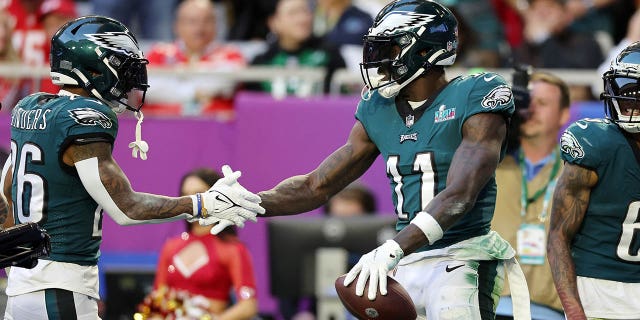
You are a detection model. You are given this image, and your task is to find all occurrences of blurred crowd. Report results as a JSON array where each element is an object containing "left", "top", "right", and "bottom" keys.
[{"left": 0, "top": 0, "right": 638, "bottom": 117}]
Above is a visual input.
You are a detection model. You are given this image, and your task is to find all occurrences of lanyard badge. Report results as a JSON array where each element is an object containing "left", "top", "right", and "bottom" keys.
[
  {"left": 516, "top": 149, "right": 561, "bottom": 265},
  {"left": 517, "top": 223, "right": 546, "bottom": 265}
]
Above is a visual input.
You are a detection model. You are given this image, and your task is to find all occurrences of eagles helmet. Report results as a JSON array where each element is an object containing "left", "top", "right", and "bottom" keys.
[
  {"left": 50, "top": 15, "right": 149, "bottom": 112},
  {"left": 361, "top": 0, "right": 458, "bottom": 99},
  {"left": 602, "top": 41, "right": 640, "bottom": 133}
]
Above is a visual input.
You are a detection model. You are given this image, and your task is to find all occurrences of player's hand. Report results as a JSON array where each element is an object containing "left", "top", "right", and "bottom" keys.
[
  {"left": 343, "top": 239, "right": 404, "bottom": 300},
  {"left": 196, "top": 165, "right": 265, "bottom": 233}
]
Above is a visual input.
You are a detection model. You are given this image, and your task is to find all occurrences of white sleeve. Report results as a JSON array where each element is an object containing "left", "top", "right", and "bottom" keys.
[{"left": 75, "top": 157, "right": 191, "bottom": 225}]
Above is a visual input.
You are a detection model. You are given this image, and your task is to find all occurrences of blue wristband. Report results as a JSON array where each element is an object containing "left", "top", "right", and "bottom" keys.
[{"left": 195, "top": 193, "right": 203, "bottom": 218}]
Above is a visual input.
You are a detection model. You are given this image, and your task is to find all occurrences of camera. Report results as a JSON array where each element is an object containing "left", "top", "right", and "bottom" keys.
[
  {"left": 507, "top": 64, "right": 533, "bottom": 153},
  {"left": 512, "top": 64, "right": 532, "bottom": 111}
]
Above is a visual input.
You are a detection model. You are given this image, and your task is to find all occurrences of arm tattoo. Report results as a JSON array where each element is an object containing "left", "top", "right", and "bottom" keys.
[
  {"left": 547, "top": 163, "right": 596, "bottom": 319},
  {"left": 259, "top": 122, "right": 379, "bottom": 216},
  {"left": 68, "top": 142, "right": 193, "bottom": 221},
  {"left": 0, "top": 165, "right": 12, "bottom": 229},
  {"left": 0, "top": 198, "right": 8, "bottom": 228}
]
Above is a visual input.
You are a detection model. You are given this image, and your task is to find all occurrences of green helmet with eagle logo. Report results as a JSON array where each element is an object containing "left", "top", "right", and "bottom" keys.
[
  {"left": 361, "top": 0, "right": 458, "bottom": 99},
  {"left": 50, "top": 15, "right": 149, "bottom": 112}
]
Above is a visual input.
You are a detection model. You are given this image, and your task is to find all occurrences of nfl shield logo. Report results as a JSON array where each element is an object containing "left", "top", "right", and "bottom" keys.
[{"left": 405, "top": 115, "right": 414, "bottom": 127}]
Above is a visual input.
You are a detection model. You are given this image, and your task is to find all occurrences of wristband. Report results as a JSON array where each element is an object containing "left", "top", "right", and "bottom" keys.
[
  {"left": 191, "top": 194, "right": 202, "bottom": 218},
  {"left": 199, "top": 193, "right": 208, "bottom": 218},
  {"left": 410, "top": 211, "right": 444, "bottom": 245}
]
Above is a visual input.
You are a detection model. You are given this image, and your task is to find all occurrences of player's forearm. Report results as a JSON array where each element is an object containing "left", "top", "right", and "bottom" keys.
[
  {"left": 547, "top": 232, "right": 587, "bottom": 319},
  {"left": 0, "top": 199, "right": 7, "bottom": 230},
  {"left": 426, "top": 136, "right": 499, "bottom": 230},
  {"left": 258, "top": 175, "right": 330, "bottom": 216},
  {"left": 117, "top": 192, "right": 194, "bottom": 221},
  {"left": 76, "top": 157, "right": 193, "bottom": 224}
]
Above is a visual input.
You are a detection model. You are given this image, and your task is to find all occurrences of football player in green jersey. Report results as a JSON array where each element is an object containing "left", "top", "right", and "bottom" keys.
[
  {"left": 0, "top": 16, "right": 263, "bottom": 319},
  {"left": 548, "top": 43, "right": 640, "bottom": 319},
  {"left": 256, "top": 1, "right": 531, "bottom": 319}
]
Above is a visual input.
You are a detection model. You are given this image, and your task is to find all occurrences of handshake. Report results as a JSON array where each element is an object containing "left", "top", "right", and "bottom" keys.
[{"left": 190, "top": 165, "right": 265, "bottom": 234}]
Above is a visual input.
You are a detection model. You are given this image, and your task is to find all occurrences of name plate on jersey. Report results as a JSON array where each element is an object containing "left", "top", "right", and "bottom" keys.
[{"left": 516, "top": 223, "right": 546, "bottom": 265}]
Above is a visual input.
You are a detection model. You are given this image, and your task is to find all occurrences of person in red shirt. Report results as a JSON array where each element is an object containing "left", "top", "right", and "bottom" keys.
[
  {"left": 1, "top": 0, "right": 75, "bottom": 94},
  {"left": 144, "top": 0, "right": 246, "bottom": 119},
  {"left": 145, "top": 168, "right": 258, "bottom": 319},
  {"left": 0, "top": 8, "right": 23, "bottom": 110}
]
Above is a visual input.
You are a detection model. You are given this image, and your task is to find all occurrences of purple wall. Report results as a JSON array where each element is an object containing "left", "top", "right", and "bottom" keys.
[{"left": 0, "top": 93, "right": 394, "bottom": 315}]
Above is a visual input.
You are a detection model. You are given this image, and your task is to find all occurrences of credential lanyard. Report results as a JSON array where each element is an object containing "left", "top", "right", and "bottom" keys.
[{"left": 519, "top": 149, "right": 561, "bottom": 223}]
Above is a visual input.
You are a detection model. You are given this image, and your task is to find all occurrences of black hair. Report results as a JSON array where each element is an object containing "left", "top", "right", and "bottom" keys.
[
  {"left": 323, "top": 183, "right": 377, "bottom": 215},
  {"left": 179, "top": 167, "right": 237, "bottom": 237}
]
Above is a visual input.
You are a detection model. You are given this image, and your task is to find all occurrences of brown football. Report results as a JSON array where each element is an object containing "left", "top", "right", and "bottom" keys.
[{"left": 334, "top": 274, "right": 417, "bottom": 320}]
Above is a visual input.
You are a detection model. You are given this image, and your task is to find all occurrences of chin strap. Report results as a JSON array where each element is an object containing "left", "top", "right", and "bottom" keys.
[{"left": 128, "top": 110, "right": 149, "bottom": 160}]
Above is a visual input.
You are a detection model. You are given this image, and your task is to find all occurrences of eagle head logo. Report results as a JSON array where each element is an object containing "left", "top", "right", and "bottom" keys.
[
  {"left": 560, "top": 131, "right": 585, "bottom": 159},
  {"left": 68, "top": 108, "right": 113, "bottom": 129},
  {"left": 481, "top": 85, "right": 513, "bottom": 109}
]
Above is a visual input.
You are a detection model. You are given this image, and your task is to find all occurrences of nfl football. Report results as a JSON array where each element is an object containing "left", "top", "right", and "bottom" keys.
[{"left": 335, "top": 274, "right": 417, "bottom": 320}]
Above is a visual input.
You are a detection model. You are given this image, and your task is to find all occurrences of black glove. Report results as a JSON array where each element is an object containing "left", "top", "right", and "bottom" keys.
[{"left": 0, "top": 222, "right": 51, "bottom": 269}]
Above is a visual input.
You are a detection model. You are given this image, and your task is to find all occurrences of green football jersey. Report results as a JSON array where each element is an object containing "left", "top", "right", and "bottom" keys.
[
  {"left": 560, "top": 118, "right": 640, "bottom": 282},
  {"left": 356, "top": 72, "right": 514, "bottom": 251},
  {"left": 9, "top": 92, "right": 118, "bottom": 265}
]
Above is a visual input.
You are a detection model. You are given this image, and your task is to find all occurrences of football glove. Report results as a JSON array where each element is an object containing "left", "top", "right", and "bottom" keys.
[
  {"left": 196, "top": 165, "right": 264, "bottom": 234},
  {"left": 343, "top": 239, "right": 404, "bottom": 300},
  {"left": 0, "top": 222, "right": 51, "bottom": 269}
]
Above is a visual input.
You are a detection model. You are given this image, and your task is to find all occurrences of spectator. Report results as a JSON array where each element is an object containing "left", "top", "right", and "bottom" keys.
[
  {"left": 0, "top": 9, "right": 23, "bottom": 110},
  {"left": 313, "top": 0, "right": 373, "bottom": 47},
  {"left": 323, "top": 183, "right": 376, "bottom": 217},
  {"left": 1, "top": 0, "right": 76, "bottom": 94},
  {"left": 513, "top": 0, "right": 604, "bottom": 69},
  {"left": 145, "top": 0, "right": 246, "bottom": 118},
  {"left": 138, "top": 168, "right": 259, "bottom": 319},
  {"left": 492, "top": 72, "right": 570, "bottom": 320},
  {"left": 564, "top": 0, "right": 616, "bottom": 38},
  {"left": 90, "top": 0, "right": 177, "bottom": 41},
  {"left": 38, "top": 0, "right": 77, "bottom": 93},
  {"left": 247, "top": 0, "right": 346, "bottom": 96},
  {"left": 594, "top": 8, "right": 640, "bottom": 97},
  {"left": 513, "top": 0, "right": 604, "bottom": 102},
  {"left": 2, "top": 0, "right": 44, "bottom": 67},
  {"left": 493, "top": 0, "right": 525, "bottom": 51},
  {"left": 450, "top": 0, "right": 508, "bottom": 68},
  {"left": 221, "top": 0, "right": 275, "bottom": 41}
]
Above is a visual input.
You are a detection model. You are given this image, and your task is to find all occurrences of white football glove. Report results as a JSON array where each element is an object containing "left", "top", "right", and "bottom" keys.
[
  {"left": 343, "top": 239, "right": 404, "bottom": 300},
  {"left": 195, "top": 165, "right": 265, "bottom": 234}
]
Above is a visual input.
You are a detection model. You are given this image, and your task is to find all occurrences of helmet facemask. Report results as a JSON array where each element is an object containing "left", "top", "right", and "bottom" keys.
[
  {"left": 359, "top": 1, "right": 459, "bottom": 100},
  {"left": 603, "top": 73, "right": 640, "bottom": 133},
  {"left": 95, "top": 50, "right": 150, "bottom": 113},
  {"left": 361, "top": 34, "right": 409, "bottom": 89}
]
